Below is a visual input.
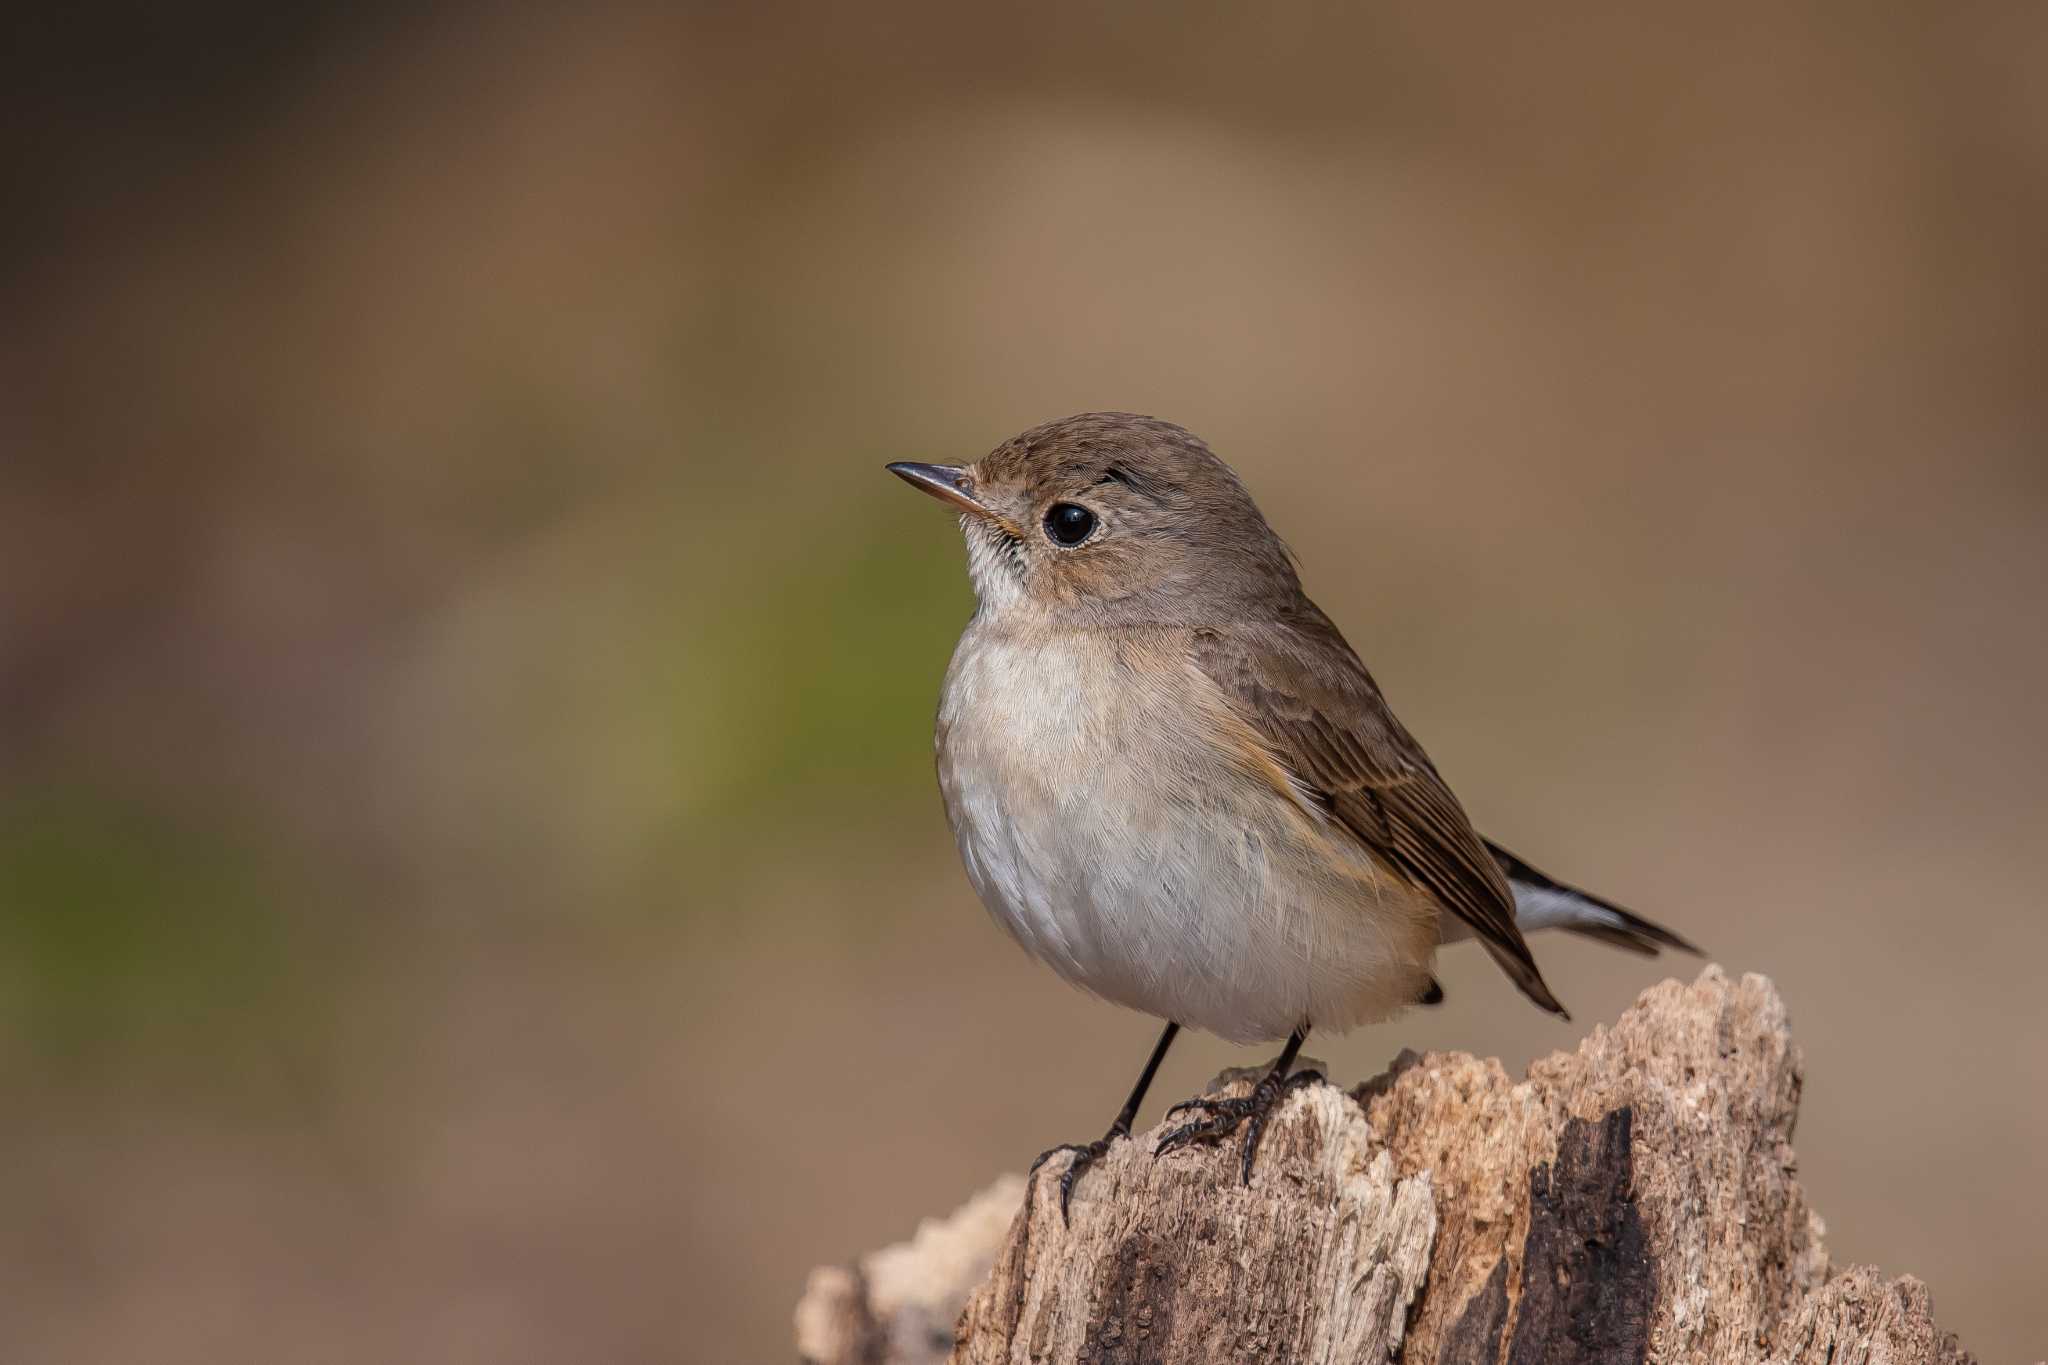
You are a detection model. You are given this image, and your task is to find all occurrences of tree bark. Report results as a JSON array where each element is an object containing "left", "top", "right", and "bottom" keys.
[{"left": 795, "top": 968, "right": 1972, "bottom": 1364}]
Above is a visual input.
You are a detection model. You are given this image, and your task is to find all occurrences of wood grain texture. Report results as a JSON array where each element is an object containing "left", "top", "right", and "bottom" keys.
[{"left": 795, "top": 968, "right": 1973, "bottom": 1365}]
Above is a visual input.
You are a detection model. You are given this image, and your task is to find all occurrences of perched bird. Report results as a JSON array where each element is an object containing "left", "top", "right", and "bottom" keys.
[{"left": 888, "top": 413, "right": 1695, "bottom": 1216}]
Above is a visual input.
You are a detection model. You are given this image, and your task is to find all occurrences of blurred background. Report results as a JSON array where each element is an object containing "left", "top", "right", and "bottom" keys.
[{"left": 4, "top": 3, "right": 2045, "bottom": 1361}]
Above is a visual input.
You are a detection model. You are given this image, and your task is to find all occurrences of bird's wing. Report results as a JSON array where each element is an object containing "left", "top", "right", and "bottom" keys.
[{"left": 1190, "top": 610, "right": 1567, "bottom": 1018}]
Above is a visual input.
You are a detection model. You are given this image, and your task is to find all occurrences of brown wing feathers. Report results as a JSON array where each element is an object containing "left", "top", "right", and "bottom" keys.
[{"left": 1192, "top": 615, "right": 1570, "bottom": 1020}]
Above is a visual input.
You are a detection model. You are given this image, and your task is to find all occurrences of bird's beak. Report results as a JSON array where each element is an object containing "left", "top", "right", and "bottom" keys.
[{"left": 886, "top": 462, "right": 995, "bottom": 520}]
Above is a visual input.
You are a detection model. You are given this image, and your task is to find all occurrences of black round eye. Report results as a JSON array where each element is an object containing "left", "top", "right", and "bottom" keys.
[{"left": 1043, "top": 502, "right": 1097, "bottom": 546}]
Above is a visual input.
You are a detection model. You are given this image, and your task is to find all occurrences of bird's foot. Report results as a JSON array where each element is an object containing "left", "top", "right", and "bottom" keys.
[
  {"left": 1027, "top": 1132, "right": 1124, "bottom": 1225},
  {"left": 1153, "top": 1067, "right": 1325, "bottom": 1185}
]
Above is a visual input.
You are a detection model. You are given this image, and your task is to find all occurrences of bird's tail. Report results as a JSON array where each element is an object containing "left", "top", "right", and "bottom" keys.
[{"left": 1484, "top": 839, "right": 1701, "bottom": 958}]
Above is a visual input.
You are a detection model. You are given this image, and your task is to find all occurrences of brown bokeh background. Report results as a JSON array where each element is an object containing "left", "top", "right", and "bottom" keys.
[{"left": 5, "top": 4, "right": 2045, "bottom": 1361}]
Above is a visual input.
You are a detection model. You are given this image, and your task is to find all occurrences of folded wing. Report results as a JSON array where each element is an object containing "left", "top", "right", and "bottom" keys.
[{"left": 1191, "top": 609, "right": 1569, "bottom": 1019}]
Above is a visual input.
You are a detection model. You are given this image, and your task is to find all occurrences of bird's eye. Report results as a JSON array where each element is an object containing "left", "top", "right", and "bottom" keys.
[{"left": 1043, "top": 503, "right": 1097, "bottom": 546}]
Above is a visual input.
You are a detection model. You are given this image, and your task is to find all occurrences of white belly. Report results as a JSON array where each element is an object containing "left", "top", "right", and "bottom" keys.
[{"left": 935, "top": 624, "right": 1437, "bottom": 1043}]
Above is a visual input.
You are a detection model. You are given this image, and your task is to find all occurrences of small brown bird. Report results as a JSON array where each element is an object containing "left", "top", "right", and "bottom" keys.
[{"left": 889, "top": 413, "right": 1694, "bottom": 1216}]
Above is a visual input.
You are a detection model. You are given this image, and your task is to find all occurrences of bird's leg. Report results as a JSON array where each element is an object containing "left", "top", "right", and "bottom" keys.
[
  {"left": 1153, "top": 1028, "right": 1322, "bottom": 1185},
  {"left": 1028, "top": 1020, "right": 1179, "bottom": 1224}
]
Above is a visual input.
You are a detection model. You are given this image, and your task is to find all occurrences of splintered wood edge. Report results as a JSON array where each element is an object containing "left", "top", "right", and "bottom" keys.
[{"left": 794, "top": 967, "right": 1972, "bottom": 1365}]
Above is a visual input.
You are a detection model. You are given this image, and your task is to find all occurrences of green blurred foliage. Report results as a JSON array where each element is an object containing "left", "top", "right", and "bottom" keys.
[{"left": 0, "top": 790, "right": 330, "bottom": 1101}]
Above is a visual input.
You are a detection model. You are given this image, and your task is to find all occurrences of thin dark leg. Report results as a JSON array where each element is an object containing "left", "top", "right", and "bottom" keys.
[
  {"left": 1265, "top": 1029, "right": 1306, "bottom": 1082},
  {"left": 1029, "top": 1020, "right": 1181, "bottom": 1224},
  {"left": 1109, "top": 1020, "right": 1179, "bottom": 1137},
  {"left": 1154, "top": 1027, "right": 1323, "bottom": 1185}
]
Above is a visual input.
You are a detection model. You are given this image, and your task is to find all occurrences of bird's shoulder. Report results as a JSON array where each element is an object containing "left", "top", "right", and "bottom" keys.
[{"left": 1184, "top": 604, "right": 1423, "bottom": 793}]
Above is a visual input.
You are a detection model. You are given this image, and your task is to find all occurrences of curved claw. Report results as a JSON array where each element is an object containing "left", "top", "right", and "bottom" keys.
[
  {"left": 1057, "top": 1147, "right": 1103, "bottom": 1221},
  {"left": 1164, "top": 1093, "right": 1253, "bottom": 1122},
  {"left": 1153, "top": 1110, "right": 1237, "bottom": 1159},
  {"left": 1151, "top": 1070, "right": 1330, "bottom": 1185},
  {"left": 1029, "top": 1137, "right": 1115, "bottom": 1226},
  {"left": 1028, "top": 1141, "right": 1090, "bottom": 1178}
]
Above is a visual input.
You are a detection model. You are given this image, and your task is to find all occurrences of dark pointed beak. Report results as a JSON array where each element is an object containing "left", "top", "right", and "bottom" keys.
[{"left": 886, "top": 462, "right": 992, "bottom": 519}]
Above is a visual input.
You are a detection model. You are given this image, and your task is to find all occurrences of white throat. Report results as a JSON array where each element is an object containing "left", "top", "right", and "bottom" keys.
[{"left": 961, "top": 517, "right": 1028, "bottom": 614}]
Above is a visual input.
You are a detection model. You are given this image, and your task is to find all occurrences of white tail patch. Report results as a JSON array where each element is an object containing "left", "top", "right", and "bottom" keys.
[{"left": 1509, "top": 880, "right": 1624, "bottom": 935}]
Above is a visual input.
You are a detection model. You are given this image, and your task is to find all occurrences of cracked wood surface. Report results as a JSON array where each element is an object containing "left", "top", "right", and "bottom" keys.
[{"left": 796, "top": 968, "right": 1973, "bottom": 1364}]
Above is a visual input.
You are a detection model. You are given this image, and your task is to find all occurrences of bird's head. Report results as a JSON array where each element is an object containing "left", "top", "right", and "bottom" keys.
[{"left": 887, "top": 412, "right": 1299, "bottom": 626}]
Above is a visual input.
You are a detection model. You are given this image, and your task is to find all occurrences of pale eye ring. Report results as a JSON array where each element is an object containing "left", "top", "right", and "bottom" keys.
[{"left": 1043, "top": 502, "right": 1097, "bottom": 546}]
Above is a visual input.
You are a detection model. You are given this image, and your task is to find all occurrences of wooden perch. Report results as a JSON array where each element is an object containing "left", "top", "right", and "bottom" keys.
[{"left": 796, "top": 968, "right": 1973, "bottom": 1364}]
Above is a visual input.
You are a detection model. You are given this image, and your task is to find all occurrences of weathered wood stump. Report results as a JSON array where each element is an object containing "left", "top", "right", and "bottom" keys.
[{"left": 796, "top": 968, "right": 1971, "bottom": 1364}]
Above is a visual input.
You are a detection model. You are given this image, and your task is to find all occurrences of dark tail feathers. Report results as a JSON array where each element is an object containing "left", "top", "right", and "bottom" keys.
[{"left": 1484, "top": 839, "right": 1702, "bottom": 958}]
